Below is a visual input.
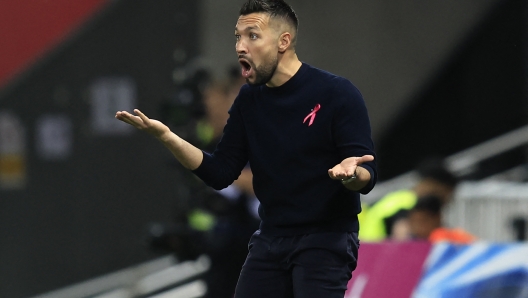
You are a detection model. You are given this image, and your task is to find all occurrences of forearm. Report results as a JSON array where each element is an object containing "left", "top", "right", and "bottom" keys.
[
  {"left": 114, "top": 109, "right": 204, "bottom": 170},
  {"left": 343, "top": 166, "right": 371, "bottom": 191},
  {"left": 157, "top": 131, "right": 203, "bottom": 170}
]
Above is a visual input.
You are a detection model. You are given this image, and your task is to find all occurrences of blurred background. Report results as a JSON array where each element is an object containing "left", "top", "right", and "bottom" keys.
[{"left": 0, "top": 0, "right": 527, "bottom": 297}]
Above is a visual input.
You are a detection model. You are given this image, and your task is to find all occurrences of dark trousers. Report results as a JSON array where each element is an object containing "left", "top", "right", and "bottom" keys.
[{"left": 234, "top": 230, "right": 359, "bottom": 298}]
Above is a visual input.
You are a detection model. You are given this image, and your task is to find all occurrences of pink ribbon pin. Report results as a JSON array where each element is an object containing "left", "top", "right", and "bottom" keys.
[{"left": 303, "top": 104, "right": 321, "bottom": 126}]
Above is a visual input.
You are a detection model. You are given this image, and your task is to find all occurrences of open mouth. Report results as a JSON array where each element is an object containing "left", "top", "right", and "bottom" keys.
[{"left": 239, "top": 58, "right": 253, "bottom": 78}]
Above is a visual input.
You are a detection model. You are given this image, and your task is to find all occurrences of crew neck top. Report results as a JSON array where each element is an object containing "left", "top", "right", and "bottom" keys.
[{"left": 193, "top": 62, "right": 377, "bottom": 236}]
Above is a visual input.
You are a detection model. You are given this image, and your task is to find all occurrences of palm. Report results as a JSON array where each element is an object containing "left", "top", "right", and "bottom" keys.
[{"left": 328, "top": 155, "right": 374, "bottom": 180}]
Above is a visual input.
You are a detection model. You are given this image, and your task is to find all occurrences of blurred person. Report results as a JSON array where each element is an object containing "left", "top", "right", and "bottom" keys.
[
  {"left": 360, "top": 158, "right": 458, "bottom": 242},
  {"left": 155, "top": 72, "right": 260, "bottom": 297},
  {"left": 192, "top": 73, "right": 260, "bottom": 298},
  {"left": 387, "top": 209, "right": 412, "bottom": 241},
  {"left": 115, "top": 0, "right": 377, "bottom": 297},
  {"left": 408, "top": 195, "right": 476, "bottom": 244}
]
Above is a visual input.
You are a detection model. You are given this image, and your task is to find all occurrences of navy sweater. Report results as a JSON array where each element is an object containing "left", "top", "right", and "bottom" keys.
[{"left": 193, "top": 63, "right": 377, "bottom": 236}]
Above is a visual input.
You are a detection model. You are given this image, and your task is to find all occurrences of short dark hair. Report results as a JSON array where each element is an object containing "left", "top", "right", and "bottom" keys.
[
  {"left": 240, "top": 0, "right": 298, "bottom": 32},
  {"left": 417, "top": 157, "right": 458, "bottom": 189},
  {"left": 412, "top": 195, "right": 443, "bottom": 216}
]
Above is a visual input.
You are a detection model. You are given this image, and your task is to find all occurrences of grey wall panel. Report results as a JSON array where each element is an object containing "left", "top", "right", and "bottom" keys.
[{"left": 199, "top": 0, "right": 498, "bottom": 140}]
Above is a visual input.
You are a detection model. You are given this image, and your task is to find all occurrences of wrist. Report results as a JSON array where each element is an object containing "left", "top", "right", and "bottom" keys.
[
  {"left": 156, "top": 127, "right": 173, "bottom": 141},
  {"left": 341, "top": 170, "right": 358, "bottom": 185}
]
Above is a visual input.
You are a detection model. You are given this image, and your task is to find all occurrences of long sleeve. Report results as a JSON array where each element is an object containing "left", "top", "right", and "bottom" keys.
[
  {"left": 331, "top": 78, "right": 377, "bottom": 194},
  {"left": 192, "top": 90, "right": 250, "bottom": 190}
]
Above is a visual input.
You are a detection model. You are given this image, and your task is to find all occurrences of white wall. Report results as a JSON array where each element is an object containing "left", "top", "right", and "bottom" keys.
[{"left": 199, "top": 0, "right": 498, "bottom": 140}]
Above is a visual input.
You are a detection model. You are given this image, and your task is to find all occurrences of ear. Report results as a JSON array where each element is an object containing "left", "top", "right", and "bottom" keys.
[{"left": 278, "top": 32, "right": 292, "bottom": 53}]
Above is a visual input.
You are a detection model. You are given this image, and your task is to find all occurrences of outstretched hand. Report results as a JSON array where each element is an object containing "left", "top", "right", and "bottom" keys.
[
  {"left": 115, "top": 109, "right": 170, "bottom": 139},
  {"left": 115, "top": 109, "right": 203, "bottom": 170},
  {"left": 328, "top": 155, "right": 374, "bottom": 181}
]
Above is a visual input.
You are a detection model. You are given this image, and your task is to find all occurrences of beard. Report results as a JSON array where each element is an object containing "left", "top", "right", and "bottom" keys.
[{"left": 247, "top": 54, "right": 278, "bottom": 86}]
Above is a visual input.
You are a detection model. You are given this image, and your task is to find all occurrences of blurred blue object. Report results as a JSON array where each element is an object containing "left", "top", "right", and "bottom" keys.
[{"left": 413, "top": 242, "right": 528, "bottom": 298}]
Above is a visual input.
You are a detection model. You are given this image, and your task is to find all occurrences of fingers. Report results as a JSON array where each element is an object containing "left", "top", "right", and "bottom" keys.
[
  {"left": 120, "top": 116, "right": 137, "bottom": 127},
  {"left": 357, "top": 155, "right": 374, "bottom": 164},
  {"left": 115, "top": 110, "right": 136, "bottom": 120},
  {"left": 330, "top": 171, "right": 352, "bottom": 179},
  {"left": 134, "top": 109, "right": 150, "bottom": 123},
  {"left": 115, "top": 110, "right": 144, "bottom": 128},
  {"left": 342, "top": 165, "right": 358, "bottom": 177},
  {"left": 115, "top": 111, "right": 130, "bottom": 123},
  {"left": 328, "top": 168, "right": 339, "bottom": 180},
  {"left": 115, "top": 111, "right": 126, "bottom": 119},
  {"left": 343, "top": 155, "right": 373, "bottom": 176},
  {"left": 328, "top": 166, "right": 355, "bottom": 180},
  {"left": 328, "top": 155, "right": 374, "bottom": 181},
  {"left": 115, "top": 111, "right": 132, "bottom": 121}
]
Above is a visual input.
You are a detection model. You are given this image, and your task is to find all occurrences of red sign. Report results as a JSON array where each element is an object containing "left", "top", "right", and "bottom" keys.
[
  {"left": 346, "top": 241, "right": 432, "bottom": 298},
  {"left": 0, "top": 0, "right": 109, "bottom": 89}
]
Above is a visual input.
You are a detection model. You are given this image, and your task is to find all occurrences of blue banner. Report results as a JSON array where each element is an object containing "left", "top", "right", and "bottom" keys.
[{"left": 413, "top": 242, "right": 528, "bottom": 298}]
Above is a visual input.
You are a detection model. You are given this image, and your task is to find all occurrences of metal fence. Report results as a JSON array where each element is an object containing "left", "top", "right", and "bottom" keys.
[
  {"left": 32, "top": 255, "right": 210, "bottom": 298},
  {"left": 363, "top": 125, "right": 528, "bottom": 205},
  {"left": 445, "top": 181, "right": 528, "bottom": 242},
  {"left": 361, "top": 125, "right": 528, "bottom": 242}
]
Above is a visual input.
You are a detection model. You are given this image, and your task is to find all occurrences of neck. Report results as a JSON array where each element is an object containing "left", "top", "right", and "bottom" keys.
[{"left": 266, "top": 51, "right": 302, "bottom": 88}]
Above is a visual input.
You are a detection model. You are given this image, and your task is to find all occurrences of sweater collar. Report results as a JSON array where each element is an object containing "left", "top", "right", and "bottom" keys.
[{"left": 260, "top": 62, "right": 309, "bottom": 95}]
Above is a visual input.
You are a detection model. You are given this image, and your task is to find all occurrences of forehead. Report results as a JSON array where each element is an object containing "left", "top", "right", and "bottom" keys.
[
  {"left": 235, "top": 13, "right": 272, "bottom": 31},
  {"left": 410, "top": 210, "right": 436, "bottom": 220}
]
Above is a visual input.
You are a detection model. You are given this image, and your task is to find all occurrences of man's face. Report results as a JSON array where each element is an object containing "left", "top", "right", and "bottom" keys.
[
  {"left": 235, "top": 13, "right": 279, "bottom": 86},
  {"left": 409, "top": 210, "right": 441, "bottom": 240}
]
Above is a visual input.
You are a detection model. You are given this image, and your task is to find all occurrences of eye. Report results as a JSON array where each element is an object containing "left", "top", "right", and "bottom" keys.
[
  {"left": 235, "top": 34, "right": 241, "bottom": 41},
  {"left": 250, "top": 33, "right": 258, "bottom": 40}
]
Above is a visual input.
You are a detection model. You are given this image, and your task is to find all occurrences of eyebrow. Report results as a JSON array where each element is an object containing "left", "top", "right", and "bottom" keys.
[{"left": 234, "top": 26, "right": 260, "bottom": 32}]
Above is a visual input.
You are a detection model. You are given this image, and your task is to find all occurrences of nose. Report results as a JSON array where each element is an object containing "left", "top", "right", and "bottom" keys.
[{"left": 236, "top": 40, "right": 247, "bottom": 55}]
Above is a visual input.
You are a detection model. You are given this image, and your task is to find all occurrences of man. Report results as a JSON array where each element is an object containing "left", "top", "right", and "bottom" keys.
[
  {"left": 360, "top": 158, "right": 457, "bottom": 242},
  {"left": 193, "top": 75, "right": 260, "bottom": 298},
  {"left": 116, "top": 0, "right": 377, "bottom": 297},
  {"left": 408, "top": 195, "right": 475, "bottom": 244}
]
